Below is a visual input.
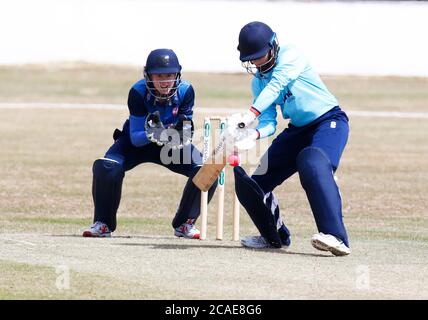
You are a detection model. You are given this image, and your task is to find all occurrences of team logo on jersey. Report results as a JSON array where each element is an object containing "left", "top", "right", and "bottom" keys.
[{"left": 172, "top": 106, "right": 179, "bottom": 116}]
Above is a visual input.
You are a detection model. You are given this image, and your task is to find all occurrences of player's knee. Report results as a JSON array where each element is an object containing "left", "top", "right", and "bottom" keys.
[
  {"left": 297, "top": 147, "right": 332, "bottom": 185},
  {"left": 189, "top": 165, "right": 202, "bottom": 177},
  {"left": 93, "top": 158, "right": 124, "bottom": 181},
  {"left": 235, "top": 166, "right": 265, "bottom": 198}
]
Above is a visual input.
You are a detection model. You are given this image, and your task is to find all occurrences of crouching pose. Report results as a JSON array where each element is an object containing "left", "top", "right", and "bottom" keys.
[
  {"left": 83, "top": 49, "right": 217, "bottom": 238},
  {"left": 229, "top": 22, "right": 351, "bottom": 256}
]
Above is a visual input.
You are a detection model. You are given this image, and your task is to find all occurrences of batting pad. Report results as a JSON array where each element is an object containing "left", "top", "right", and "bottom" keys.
[{"left": 234, "top": 166, "right": 282, "bottom": 248}]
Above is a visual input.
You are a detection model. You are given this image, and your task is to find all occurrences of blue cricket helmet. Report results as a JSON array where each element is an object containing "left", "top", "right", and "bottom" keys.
[
  {"left": 145, "top": 48, "right": 182, "bottom": 74},
  {"left": 237, "top": 21, "right": 276, "bottom": 62},
  {"left": 237, "top": 21, "right": 280, "bottom": 75},
  {"left": 144, "top": 49, "right": 182, "bottom": 102}
]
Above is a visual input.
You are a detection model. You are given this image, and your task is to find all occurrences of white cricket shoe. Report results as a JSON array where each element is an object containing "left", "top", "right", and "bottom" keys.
[
  {"left": 82, "top": 221, "right": 111, "bottom": 238},
  {"left": 174, "top": 219, "right": 200, "bottom": 239},
  {"left": 241, "top": 235, "right": 288, "bottom": 249},
  {"left": 311, "top": 232, "right": 351, "bottom": 256}
]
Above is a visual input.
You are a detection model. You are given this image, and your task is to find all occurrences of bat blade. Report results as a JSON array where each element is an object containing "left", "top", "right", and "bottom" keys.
[
  {"left": 193, "top": 156, "right": 227, "bottom": 192},
  {"left": 193, "top": 132, "right": 228, "bottom": 192}
]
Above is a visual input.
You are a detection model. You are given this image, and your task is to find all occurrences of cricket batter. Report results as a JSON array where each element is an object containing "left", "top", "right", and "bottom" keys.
[
  {"left": 83, "top": 49, "right": 217, "bottom": 238},
  {"left": 229, "top": 22, "right": 351, "bottom": 255}
]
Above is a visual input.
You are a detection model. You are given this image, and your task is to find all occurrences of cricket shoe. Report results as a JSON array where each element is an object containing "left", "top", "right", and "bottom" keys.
[
  {"left": 241, "top": 235, "right": 290, "bottom": 249},
  {"left": 82, "top": 221, "right": 111, "bottom": 238},
  {"left": 311, "top": 232, "right": 351, "bottom": 256},
  {"left": 174, "top": 219, "right": 200, "bottom": 239}
]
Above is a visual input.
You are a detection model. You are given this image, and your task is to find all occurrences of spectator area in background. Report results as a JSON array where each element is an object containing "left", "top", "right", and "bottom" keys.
[{"left": 0, "top": 0, "right": 427, "bottom": 76}]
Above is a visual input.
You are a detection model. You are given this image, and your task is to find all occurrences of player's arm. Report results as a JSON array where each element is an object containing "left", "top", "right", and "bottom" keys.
[
  {"left": 231, "top": 46, "right": 306, "bottom": 128},
  {"left": 228, "top": 80, "right": 277, "bottom": 149},
  {"left": 251, "top": 77, "right": 278, "bottom": 139},
  {"left": 177, "top": 84, "right": 195, "bottom": 120},
  {"left": 127, "top": 88, "right": 151, "bottom": 147},
  {"left": 168, "top": 84, "right": 195, "bottom": 149},
  {"left": 256, "top": 104, "right": 278, "bottom": 139},
  {"left": 252, "top": 46, "right": 306, "bottom": 114}
]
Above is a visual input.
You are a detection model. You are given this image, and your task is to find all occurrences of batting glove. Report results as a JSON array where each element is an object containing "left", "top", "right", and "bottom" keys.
[
  {"left": 227, "top": 107, "right": 260, "bottom": 130},
  {"left": 234, "top": 128, "right": 260, "bottom": 150}
]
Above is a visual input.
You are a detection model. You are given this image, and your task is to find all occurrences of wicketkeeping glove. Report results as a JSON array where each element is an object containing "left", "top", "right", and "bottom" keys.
[
  {"left": 163, "top": 116, "right": 194, "bottom": 150},
  {"left": 145, "top": 111, "right": 168, "bottom": 146},
  {"left": 174, "top": 116, "right": 194, "bottom": 146}
]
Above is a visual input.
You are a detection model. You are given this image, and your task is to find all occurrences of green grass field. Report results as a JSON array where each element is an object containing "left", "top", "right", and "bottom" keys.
[{"left": 0, "top": 64, "right": 427, "bottom": 299}]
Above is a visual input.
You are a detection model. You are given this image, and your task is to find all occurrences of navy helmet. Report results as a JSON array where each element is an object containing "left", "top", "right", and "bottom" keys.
[
  {"left": 145, "top": 48, "right": 182, "bottom": 74},
  {"left": 144, "top": 49, "right": 182, "bottom": 102},
  {"left": 237, "top": 21, "right": 279, "bottom": 75}
]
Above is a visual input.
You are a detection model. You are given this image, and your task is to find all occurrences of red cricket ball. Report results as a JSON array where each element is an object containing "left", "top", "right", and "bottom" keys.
[{"left": 228, "top": 154, "right": 240, "bottom": 167}]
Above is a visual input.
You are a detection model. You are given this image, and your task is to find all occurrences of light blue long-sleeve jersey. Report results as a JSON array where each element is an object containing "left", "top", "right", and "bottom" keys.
[{"left": 252, "top": 45, "right": 339, "bottom": 138}]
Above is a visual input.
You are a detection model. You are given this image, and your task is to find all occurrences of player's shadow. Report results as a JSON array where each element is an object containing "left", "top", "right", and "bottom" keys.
[
  {"left": 112, "top": 242, "right": 331, "bottom": 258},
  {"left": 242, "top": 247, "right": 332, "bottom": 258},
  {"left": 50, "top": 234, "right": 173, "bottom": 240},
  {"left": 50, "top": 234, "right": 332, "bottom": 257}
]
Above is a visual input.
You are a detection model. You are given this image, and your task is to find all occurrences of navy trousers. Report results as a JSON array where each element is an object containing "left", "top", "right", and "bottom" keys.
[
  {"left": 92, "top": 122, "right": 217, "bottom": 231},
  {"left": 252, "top": 106, "right": 350, "bottom": 246}
]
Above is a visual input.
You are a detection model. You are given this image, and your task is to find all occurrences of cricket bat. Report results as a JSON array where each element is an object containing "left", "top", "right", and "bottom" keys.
[
  {"left": 193, "top": 136, "right": 228, "bottom": 192},
  {"left": 193, "top": 119, "right": 245, "bottom": 192}
]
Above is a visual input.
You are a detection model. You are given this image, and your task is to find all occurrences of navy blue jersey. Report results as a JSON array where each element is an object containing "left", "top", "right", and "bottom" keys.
[{"left": 124, "top": 79, "right": 195, "bottom": 147}]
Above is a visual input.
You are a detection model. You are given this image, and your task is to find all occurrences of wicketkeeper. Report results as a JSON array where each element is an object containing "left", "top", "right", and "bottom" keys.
[
  {"left": 83, "top": 49, "right": 217, "bottom": 238},
  {"left": 229, "top": 22, "right": 351, "bottom": 256}
]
